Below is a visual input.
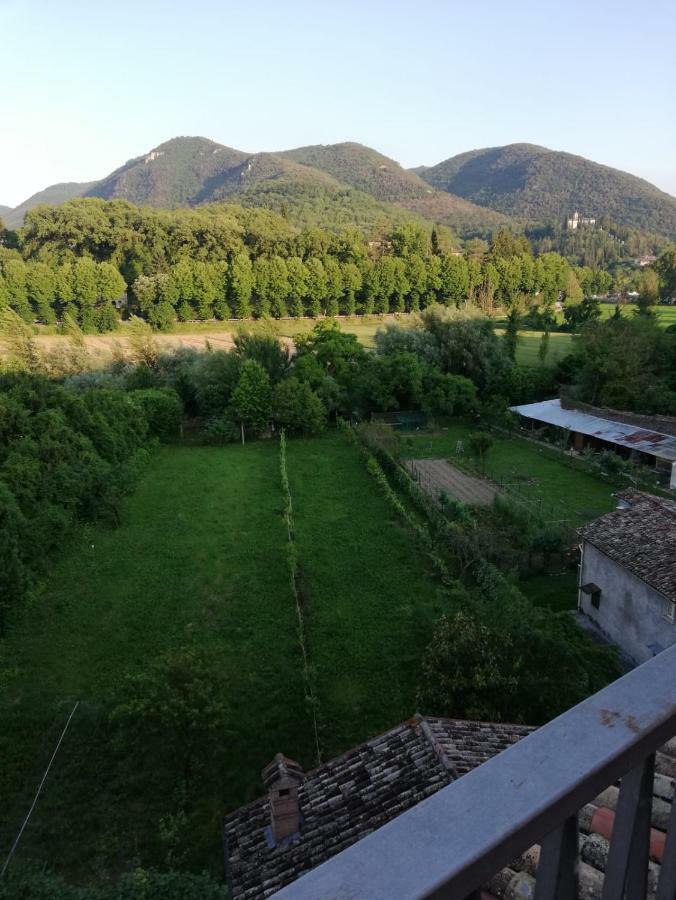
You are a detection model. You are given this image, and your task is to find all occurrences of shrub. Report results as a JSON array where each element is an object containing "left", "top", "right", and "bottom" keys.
[
  {"left": 130, "top": 389, "right": 183, "bottom": 440},
  {"left": 203, "top": 416, "right": 239, "bottom": 445}
]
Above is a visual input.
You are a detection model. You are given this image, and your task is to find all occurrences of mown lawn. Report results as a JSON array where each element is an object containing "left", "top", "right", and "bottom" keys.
[
  {"left": 0, "top": 444, "right": 311, "bottom": 881},
  {"left": 285, "top": 435, "right": 445, "bottom": 758},
  {"left": 401, "top": 424, "right": 618, "bottom": 526}
]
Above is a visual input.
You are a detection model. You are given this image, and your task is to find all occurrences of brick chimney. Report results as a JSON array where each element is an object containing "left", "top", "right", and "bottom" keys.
[{"left": 262, "top": 753, "right": 305, "bottom": 843}]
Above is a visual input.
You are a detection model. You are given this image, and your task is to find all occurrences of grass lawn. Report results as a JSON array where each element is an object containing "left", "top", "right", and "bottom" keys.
[
  {"left": 285, "top": 435, "right": 445, "bottom": 758},
  {"left": 598, "top": 303, "right": 676, "bottom": 328},
  {"left": 518, "top": 571, "right": 579, "bottom": 612},
  {"left": 0, "top": 434, "right": 447, "bottom": 882},
  {"left": 400, "top": 423, "right": 618, "bottom": 526},
  {"left": 493, "top": 329, "right": 575, "bottom": 366},
  {"left": 0, "top": 444, "right": 312, "bottom": 880}
]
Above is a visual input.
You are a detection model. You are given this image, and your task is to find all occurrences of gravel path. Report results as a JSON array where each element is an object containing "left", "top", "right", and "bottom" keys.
[{"left": 404, "top": 458, "right": 498, "bottom": 506}]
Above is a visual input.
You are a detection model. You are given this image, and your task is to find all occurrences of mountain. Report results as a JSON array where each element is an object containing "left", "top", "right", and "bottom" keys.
[
  {"left": 89, "top": 137, "right": 249, "bottom": 206},
  {"left": 0, "top": 204, "right": 12, "bottom": 219},
  {"left": 7, "top": 137, "right": 673, "bottom": 238},
  {"left": 417, "top": 143, "right": 676, "bottom": 235},
  {"left": 4, "top": 181, "right": 96, "bottom": 228},
  {"left": 279, "top": 142, "right": 512, "bottom": 231},
  {"left": 280, "top": 141, "right": 436, "bottom": 202},
  {"left": 3, "top": 137, "right": 510, "bottom": 234}
]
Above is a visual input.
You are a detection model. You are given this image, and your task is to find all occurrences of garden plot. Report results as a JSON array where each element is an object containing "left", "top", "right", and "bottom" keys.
[{"left": 404, "top": 458, "right": 498, "bottom": 506}]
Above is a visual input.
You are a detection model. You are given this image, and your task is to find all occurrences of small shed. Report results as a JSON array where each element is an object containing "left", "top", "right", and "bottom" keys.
[{"left": 510, "top": 399, "right": 676, "bottom": 488}]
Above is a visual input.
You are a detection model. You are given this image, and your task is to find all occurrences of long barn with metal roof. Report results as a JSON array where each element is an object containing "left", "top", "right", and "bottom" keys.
[{"left": 510, "top": 398, "right": 676, "bottom": 488}]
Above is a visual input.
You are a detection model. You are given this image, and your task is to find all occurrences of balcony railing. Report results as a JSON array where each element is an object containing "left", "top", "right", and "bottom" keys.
[{"left": 273, "top": 643, "right": 676, "bottom": 899}]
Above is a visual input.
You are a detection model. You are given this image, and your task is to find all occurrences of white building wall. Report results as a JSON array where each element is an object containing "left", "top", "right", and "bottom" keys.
[{"left": 578, "top": 542, "right": 676, "bottom": 665}]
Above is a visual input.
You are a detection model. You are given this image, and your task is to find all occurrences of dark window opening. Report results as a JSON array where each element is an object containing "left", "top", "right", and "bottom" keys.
[
  {"left": 591, "top": 590, "right": 601, "bottom": 609},
  {"left": 278, "top": 788, "right": 290, "bottom": 796}
]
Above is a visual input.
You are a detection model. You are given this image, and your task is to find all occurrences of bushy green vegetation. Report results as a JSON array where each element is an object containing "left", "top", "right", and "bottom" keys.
[
  {"left": 0, "top": 372, "right": 174, "bottom": 621},
  {"left": 564, "top": 313, "right": 676, "bottom": 414}
]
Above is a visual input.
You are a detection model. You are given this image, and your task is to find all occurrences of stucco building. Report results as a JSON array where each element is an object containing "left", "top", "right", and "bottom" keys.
[{"left": 578, "top": 490, "right": 676, "bottom": 665}]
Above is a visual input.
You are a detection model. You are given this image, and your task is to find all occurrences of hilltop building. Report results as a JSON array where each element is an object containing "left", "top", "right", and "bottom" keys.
[
  {"left": 566, "top": 210, "right": 596, "bottom": 230},
  {"left": 577, "top": 490, "right": 676, "bottom": 665}
]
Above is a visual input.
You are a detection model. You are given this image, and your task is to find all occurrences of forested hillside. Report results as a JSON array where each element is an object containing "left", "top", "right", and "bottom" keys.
[
  {"left": 280, "top": 142, "right": 436, "bottom": 202},
  {"left": 5, "top": 182, "right": 97, "bottom": 228},
  {"left": 6, "top": 138, "right": 675, "bottom": 240},
  {"left": 3, "top": 138, "right": 505, "bottom": 235},
  {"left": 418, "top": 143, "right": 676, "bottom": 235}
]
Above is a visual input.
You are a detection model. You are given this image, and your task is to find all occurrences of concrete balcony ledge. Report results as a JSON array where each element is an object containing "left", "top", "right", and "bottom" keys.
[{"left": 273, "top": 644, "right": 676, "bottom": 899}]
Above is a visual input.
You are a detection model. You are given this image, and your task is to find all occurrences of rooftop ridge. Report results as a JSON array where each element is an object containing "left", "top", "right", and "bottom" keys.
[{"left": 416, "top": 714, "right": 460, "bottom": 778}]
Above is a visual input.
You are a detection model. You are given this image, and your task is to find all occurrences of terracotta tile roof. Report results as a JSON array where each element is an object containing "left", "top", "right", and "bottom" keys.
[
  {"left": 222, "top": 715, "right": 533, "bottom": 899},
  {"left": 578, "top": 490, "right": 676, "bottom": 602},
  {"left": 486, "top": 738, "right": 676, "bottom": 900},
  {"left": 224, "top": 715, "right": 676, "bottom": 899}
]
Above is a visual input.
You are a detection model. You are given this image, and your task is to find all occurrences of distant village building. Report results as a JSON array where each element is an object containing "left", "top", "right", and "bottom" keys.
[
  {"left": 635, "top": 254, "right": 658, "bottom": 267},
  {"left": 577, "top": 490, "right": 676, "bottom": 665},
  {"left": 566, "top": 211, "right": 596, "bottom": 231},
  {"left": 510, "top": 398, "right": 676, "bottom": 489}
]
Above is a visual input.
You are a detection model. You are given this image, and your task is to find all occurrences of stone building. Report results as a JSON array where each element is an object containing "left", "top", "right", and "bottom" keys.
[
  {"left": 566, "top": 210, "right": 596, "bottom": 230},
  {"left": 578, "top": 490, "right": 676, "bottom": 664}
]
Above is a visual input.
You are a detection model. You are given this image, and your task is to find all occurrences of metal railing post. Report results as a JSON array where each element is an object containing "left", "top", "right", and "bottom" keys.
[
  {"left": 601, "top": 753, "right": 655, "bottom": 900},
  {"left": 534, "top": 815, "right": 579, "bottom": 900},
  {"left": 656, "top": 791, "right": 676, "bottom": 900}
]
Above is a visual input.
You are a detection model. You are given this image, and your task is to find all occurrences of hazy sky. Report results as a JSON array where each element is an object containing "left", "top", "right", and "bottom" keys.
[{"left": 1, "top": 0, "right": 675, "bottom": 207}]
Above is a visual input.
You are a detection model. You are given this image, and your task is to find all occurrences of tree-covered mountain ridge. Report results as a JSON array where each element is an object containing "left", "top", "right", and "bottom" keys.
[
  {"left": 416, "top": 143, "right": 676, "bottom": 236},
  {"left": 3, "top": 137, "right": 508, "bottom": 234},
  {"left": 3, "top": 137, "right": 675, "bottom": 237}
]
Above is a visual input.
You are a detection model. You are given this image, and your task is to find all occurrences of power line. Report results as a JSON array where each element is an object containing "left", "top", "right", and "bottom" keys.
[{"left": 1, "top": 701, "right": 79, "bottom": 879}]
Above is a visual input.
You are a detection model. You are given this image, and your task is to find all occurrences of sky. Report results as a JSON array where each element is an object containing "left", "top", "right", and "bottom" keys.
[{"left": 1, "top": 0, "right": 675, "bottom": 208}]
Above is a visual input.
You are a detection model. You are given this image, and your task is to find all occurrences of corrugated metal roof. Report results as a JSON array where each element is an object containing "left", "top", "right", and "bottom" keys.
[{"left": 510, "top": 399, "right": 676, "bottom": 463}]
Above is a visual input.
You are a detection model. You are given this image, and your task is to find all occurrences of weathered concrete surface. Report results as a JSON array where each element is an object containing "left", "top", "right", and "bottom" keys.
[{"left": 578, "top": 542, "right": 676, "bottom": 665}]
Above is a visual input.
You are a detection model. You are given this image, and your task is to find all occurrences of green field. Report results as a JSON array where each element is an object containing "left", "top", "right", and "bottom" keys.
[
  {"left": 598, "top": 303, "right": 676, "bottom": 327},
  {"left": 0, "top": 443, "right": 310, "bottom": 878},
  {"left": 0, "top": 435, "right": 444, "bottom": 882},
  {"left": 493, "top": 329, "right": 575, "bottom": 366},
  {"left": 401, "top": 423, "right": 618, "bottom": 527},
  {"left": 401, "top": 424, "right": 621, "bottom": 612},
  {"left": 287, "top": 437, "right": 444, "bottom": 756}
]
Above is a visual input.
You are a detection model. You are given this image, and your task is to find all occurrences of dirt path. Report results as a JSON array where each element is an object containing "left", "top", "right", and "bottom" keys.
[{"left": 404, "top": 458, "right": 498, "bottom": 506}]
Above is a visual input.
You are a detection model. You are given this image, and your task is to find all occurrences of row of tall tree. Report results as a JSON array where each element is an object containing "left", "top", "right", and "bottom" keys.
[{"left": 0, "top": 199, "right": 625, "bottom": 330}]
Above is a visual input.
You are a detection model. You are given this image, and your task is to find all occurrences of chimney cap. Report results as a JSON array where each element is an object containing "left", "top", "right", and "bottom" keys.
[{"left": 262, "top": 752, "right": 304, "bottom": 789}]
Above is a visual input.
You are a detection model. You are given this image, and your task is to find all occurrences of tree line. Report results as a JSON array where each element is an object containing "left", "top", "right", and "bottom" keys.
[
  {"left": 0, "top": 198, "right": 631, "bottom": 332},
  {"left": 0, "top": 370, "right": 181, "bottom": 621}
]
